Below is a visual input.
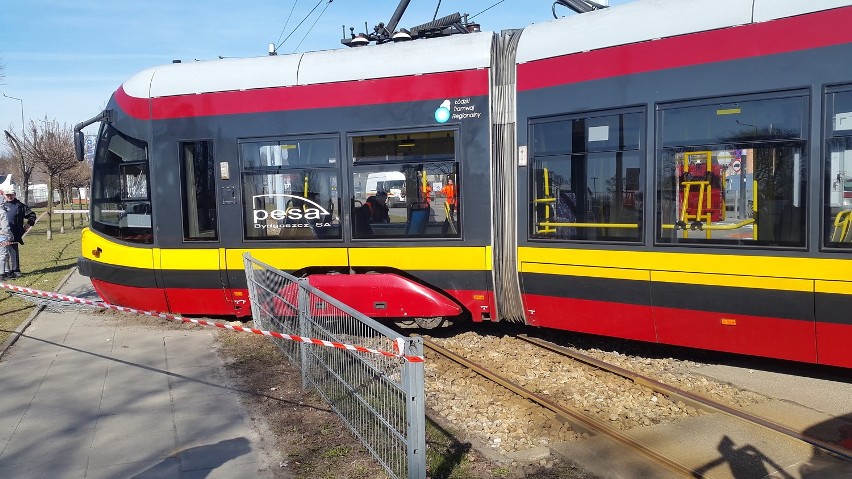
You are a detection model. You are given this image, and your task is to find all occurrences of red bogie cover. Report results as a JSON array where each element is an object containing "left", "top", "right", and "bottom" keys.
[{"left": 298, "top": 273, "right": 462, "bottom": 319}]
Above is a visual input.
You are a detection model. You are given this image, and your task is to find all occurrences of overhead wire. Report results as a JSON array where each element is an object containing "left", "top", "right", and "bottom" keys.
[
  {"left": 292, "top": 0, "right": 334, "bottom": 53},
  {"left": 274, "top": 0, "right": 301, "bottom": 49},
  {"left": 471, "top": 0, "right": 507, "bottom": 20},
  {"left": 432, "top": 0, "right": 443, "bottom": 21},
  {"left": 275, "top": 0, "right": 327, "bottom": 52},
  {"left": 433, "top": 0, "right": 508, "bottom": 23}
]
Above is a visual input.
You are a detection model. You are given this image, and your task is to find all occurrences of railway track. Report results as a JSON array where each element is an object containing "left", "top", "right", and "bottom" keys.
[{"left": 422, "top": 334, "right": 852, "bottom": 478}]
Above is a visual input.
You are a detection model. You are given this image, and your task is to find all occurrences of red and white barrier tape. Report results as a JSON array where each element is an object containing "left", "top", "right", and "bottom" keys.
[{"left": 0, "top": 282, "right": 424, "bottom": 363}]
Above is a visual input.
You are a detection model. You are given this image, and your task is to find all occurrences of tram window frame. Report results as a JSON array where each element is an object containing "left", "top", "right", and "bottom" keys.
[
  {"left": 238, "top": 136, "right": 342, "bottom": 241},
  {"left": 823, "top": 86, "right": 852, "bottom": 249},
  {"left": 349, "top": 129, "right": 461, "bottom": 240},
  {"left": 179, "top": 140, "right": 218, "bottom": 241},
  {"left": 90, "top": 124, "right": 153, "bottom": 244},
  {"left": 656, "top": 91, "right": 809, "bottom": 248},
  {"left": 528, "top": 108, "right": 645, "bottom": 243}
]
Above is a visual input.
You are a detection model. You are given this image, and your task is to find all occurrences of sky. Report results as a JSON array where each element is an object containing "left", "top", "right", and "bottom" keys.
[{"left": 0, "top": 0, "right": 632, "bottom": 147}]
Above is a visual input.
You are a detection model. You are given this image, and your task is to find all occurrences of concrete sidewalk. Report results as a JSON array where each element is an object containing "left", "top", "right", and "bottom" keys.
[{"left": 0, "top": 269, "right": 274, "bottom": 478}]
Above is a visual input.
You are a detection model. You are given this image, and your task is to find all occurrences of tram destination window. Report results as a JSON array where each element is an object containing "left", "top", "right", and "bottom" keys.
[
  {"left": 350, "top": 131, "right": 460, "bottom": 239},
  {"left": 90, "top": 124, "right": 153, "bottom": 244},
  {"left": 529, "top": 110, "right": 644, "bottom": 242},
  {"left": 657, "top": 93, "right": 807, "bottom": 247},
  {"left": 824, "top": 88, "right": 852, "bottom": 248},
  {"left": 180, "top": 141, "right": 217, "bottom": 241},
  {"left": 240, "top": 137, "right": 341, "bottom": 240}
]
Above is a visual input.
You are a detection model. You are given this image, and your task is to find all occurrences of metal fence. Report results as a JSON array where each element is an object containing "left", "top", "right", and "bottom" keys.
[{"left": 243, "top": 253, "right": 426, "bottom": 479}]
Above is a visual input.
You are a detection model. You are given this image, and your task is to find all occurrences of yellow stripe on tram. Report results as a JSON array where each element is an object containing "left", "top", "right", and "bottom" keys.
[
  {"left": 349, "top": 246, "right": 490, "bottom": 271},
  {"left": 652, "top": 271, "right": 812, "bottom": 292},
  {"left": 521, "top": 262, "right": 650, "bottom": 282}
]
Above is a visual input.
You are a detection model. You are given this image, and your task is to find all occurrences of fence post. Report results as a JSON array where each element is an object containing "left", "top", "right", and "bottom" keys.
[
  {"left": 402, "top": 336, "right": 427, "bottom": 479},
  {"left": 242, "top": 254, "right": 259, "bottom": 318},
  {"left": 243, "top": 253, "right": 426, "bottom": 479},
  {"left": 297, "top": 277, "right": 311, "bottom": 389}
]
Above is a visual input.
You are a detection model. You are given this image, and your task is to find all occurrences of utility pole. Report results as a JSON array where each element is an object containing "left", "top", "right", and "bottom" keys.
[{"left": 2, "top": 93, "right": 25, "bottom": 134}]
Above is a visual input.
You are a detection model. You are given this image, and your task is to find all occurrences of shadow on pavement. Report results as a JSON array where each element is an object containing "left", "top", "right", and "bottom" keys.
[{"left": 130, "top": 437, "right": 252, "bottom": 478}]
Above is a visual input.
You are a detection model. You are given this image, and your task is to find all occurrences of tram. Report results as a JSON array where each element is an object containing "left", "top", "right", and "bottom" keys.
[{"left": 74, "top": 0, "right": 852, "bottom": 368}]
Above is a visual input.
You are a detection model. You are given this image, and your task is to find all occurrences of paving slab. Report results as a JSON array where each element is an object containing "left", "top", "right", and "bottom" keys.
[{"left": 0, "top": 270, "right": 275, "bottom": 478}]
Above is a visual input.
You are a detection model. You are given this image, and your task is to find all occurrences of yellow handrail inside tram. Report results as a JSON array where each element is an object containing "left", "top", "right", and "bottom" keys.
[{"left": 832, "top": 209, "right": 852, "bottom": 242}]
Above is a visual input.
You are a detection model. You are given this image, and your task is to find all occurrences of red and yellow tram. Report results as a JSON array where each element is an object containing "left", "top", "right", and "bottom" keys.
[{"left": 76, "top": 0, "right": 852, "bottom": 367}]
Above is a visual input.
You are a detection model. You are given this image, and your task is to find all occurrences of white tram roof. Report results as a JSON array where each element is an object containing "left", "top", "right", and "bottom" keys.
[
  {"left": 516, "top": 0, "right": 851, "bottom": 64},
  {"left": 122, "top": 32, "right": 494, "bottom": 100}
]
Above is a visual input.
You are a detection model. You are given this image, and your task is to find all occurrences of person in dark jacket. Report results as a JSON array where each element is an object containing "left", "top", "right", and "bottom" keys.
[
  {"left": 2, "top": 188, "right": 36, "bottom": 278},
  {"left": 353, "top": 191, "right": 390, "bottom": 236}
]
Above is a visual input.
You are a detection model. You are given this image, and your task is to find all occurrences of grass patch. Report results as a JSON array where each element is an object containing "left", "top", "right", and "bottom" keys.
[
  {"left": 0, "top": 208, "right": 83, "bottom": 345},
  {"left": 425, "top": 416, "right": 494, "bottom": 478},
  {"left": 320, "top": 445, "right": 350, "bottom": 459}
]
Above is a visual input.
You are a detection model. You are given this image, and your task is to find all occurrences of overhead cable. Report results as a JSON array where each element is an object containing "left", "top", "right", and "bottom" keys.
[
  {"left": 293, "top": 0, "right": 334, "bottom": 53},
  {"left": 274, "top": 0, "right": 301, "bottom": 49},
  {"left": 276, "top": 0, "right": 326, "bottom": 52},
  {"left": 471, "top": 0, "right": 507, "bottom": 20}
]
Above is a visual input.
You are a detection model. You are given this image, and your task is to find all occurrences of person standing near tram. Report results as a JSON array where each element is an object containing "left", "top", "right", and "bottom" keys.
[
  {"left": 0, "top": 191, "right": 13, "bottom": 280},
  {"left": 2, "top": 188, "right": 36, "bottom": 278}
]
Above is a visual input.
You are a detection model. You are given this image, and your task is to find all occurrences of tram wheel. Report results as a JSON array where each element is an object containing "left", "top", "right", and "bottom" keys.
[{"left": 414, "top": 316, "right": 446, "bottom": 329}]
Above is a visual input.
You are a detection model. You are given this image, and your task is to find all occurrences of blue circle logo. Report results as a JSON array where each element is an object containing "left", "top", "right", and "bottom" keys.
[
  {"left": 435, "top": 100, "right": 451, "bottom": 123},
  {"left": 435, "top": 107, "right": 450, "bottom": 123}
]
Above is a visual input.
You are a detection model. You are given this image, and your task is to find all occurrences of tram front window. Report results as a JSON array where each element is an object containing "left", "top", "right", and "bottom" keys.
[
  {"left": 90, "top": 124, "right": 152, "bottom": 244},
  {"left": 657, "top": 94, "right": 807, "bottom": 247}
]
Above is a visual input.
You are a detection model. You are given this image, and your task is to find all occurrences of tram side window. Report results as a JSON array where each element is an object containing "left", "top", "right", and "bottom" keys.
[
  {"left": 529, "top": 110, "right": 644, "bottom": 242},
  {"left": 350, "top": 131, "right": 460, "bottom": 239},
  {"left": 240, "top": 137, "right": 341, "bottom": 240},
  {"left": 657, "top": 94, "right": 807, "bottom": 247},
  {"left": 824, "top": 89, "right": 852, "bottom": 247},
  {"left": 90, "top": 124, "right": 153, "bottom": 244},
  {"left": 180, "top": 141, "right": 217, "bottom": 241}
]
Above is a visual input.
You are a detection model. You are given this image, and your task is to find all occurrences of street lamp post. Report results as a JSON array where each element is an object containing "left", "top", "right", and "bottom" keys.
[{"left": 2, "top": 94, "right": 25, "bottom": 135}]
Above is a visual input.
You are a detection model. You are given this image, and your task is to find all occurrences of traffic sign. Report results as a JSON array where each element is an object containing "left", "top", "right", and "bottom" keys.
[{"left": 732, "top": 159, "right": 741, "bottom": 173}]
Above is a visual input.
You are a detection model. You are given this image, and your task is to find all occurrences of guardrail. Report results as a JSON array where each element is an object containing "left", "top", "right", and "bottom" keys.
[
  {"left": 242, "top": 253, "right": 426, "bottom": 479},
  {"left": 48, "top": 209, "right": 90, "bottom": 219}
]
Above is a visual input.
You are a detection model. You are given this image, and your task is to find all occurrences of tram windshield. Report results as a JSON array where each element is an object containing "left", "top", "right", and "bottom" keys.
[{"left": 90, "top": 124, "right": 152, "bottom": 244}]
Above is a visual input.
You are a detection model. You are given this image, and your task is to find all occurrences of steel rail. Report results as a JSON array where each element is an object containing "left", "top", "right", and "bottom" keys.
[
  {"left": 517, "top": 334, "right": 852, "bottom": 463},
  {"left": 422, "top": 338, "right": 698, "bottom": 478}
]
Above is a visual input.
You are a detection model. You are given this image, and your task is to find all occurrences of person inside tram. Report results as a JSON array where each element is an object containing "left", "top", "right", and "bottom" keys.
[
  {"left": 421, "top": 181, "right": 432, "bottom": 206},
  {"left": 441, "top": 178, "right": 456, "bottom": 220},
  {"left": 354, "top": 190, "right": 390, "bottom": 236},
  {"left": 554, "top": 190, "right": 578, "bottom": 239}
]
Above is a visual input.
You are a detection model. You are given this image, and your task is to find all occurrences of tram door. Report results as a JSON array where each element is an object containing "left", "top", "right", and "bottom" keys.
[{"left": 163, "top": 141, "right": 238, "bottom": 316}]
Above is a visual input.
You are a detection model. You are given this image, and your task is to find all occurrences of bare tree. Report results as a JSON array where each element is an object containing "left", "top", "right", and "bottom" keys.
[
  {"left": 55, "top": 160, "right": 91, "bottom": 231},
  {"left": 0, "top": 150, "right": 13, "bottom": 174},
  {"left": 28, "top": 118, "right": 77, "bottom": 240},
  {"left": 3, "top": 129, "right": 36, "bottom": 204}
]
